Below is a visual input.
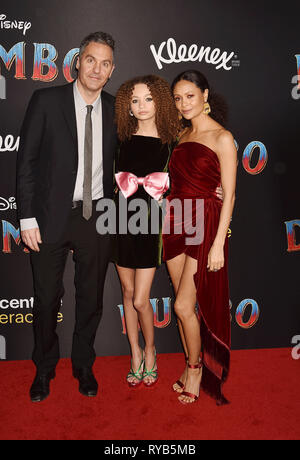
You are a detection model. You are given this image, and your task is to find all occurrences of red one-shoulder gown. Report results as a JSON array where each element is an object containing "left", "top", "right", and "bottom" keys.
[{"left": 163, "top": 142, "right": 230, "bottom": 405}]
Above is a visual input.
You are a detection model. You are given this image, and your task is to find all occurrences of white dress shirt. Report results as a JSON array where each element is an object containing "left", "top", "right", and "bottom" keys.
[
  {"left": 72, "top": 79, "right": 103, "bottom": 201},
  {"left": 20, "top": 80, "right": 104, "bottom": 231}
]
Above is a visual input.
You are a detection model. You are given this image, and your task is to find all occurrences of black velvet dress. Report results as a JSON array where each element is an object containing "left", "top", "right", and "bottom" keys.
[{"left": 112, "top": 135, "right": 171, "bottom": 269}]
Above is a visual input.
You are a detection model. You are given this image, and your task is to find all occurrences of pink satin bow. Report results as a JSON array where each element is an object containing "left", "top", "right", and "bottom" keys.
[{"left": 115, "top": 171, "right": 169, "bottom": 200}]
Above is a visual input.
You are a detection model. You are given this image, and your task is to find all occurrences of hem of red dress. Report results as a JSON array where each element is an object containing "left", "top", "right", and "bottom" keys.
[
  {"left": 197, "top": 307, "right": 231, "bottom": 405},
  {"left": 162, "top": 248, "right": 198, "bottom": 263}
]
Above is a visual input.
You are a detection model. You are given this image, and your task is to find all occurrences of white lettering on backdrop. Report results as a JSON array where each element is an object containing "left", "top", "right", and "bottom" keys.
[
  {"left": 150, "top": 37, "right": 235, "bottom": 71},
  {"left": 0, "top": 14, "right": 31, "bottom": 36},
  {"left": 0, "top": 135, "right": 20, "bottom": 152}
]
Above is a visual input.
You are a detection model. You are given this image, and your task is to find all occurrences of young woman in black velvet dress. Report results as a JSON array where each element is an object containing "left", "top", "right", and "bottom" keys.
[{"left": 113, "top": 75, "right": 180, "bottom": 387}]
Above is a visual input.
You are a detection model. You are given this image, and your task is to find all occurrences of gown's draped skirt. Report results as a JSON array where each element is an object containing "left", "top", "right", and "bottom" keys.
[{"left": 194, "top": 198, "right": 230, "bottom": 405}]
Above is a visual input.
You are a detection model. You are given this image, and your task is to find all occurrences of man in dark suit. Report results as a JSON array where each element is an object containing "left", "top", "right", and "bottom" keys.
[{"left": 16, "top": 31, "right": 117, "bottom": 402}]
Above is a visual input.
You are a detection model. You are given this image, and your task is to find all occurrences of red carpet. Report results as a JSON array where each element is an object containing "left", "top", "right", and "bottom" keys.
[{"left": 0, "top": 348, "right": 299, "bottom": 440}]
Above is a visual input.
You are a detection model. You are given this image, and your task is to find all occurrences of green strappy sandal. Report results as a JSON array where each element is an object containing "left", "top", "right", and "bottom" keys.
[
  {"left": 126, "top": 351, "right": 145, "bottom": 388},
  {"left": 143, "top": 350, "right": 158, "bottom": 387}
]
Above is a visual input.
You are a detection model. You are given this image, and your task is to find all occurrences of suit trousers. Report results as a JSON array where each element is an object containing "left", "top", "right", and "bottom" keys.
[{"left": 29, "top": 200, "right": 111, "bottom": 375}]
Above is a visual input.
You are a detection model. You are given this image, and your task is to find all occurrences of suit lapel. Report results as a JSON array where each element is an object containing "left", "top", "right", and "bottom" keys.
[
  {"left": 101, "top": 90, "right": 116, "bottom": 197},
  {"left": 60, "top": 83, "right": 78, "bottom": 149},
  {"left": 101, "top": 91, "right": 111, "bottom": 166}
]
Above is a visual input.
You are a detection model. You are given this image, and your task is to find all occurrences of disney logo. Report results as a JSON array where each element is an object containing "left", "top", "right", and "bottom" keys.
[
  {"left": 150, "top": 37, "right": 235, "bottom": 71},
  {"left": 0, "top": 14, "right": 31, "bottom": 36},
  {"left": 0, "top": 197, "right": 17, "bottom": 211}
]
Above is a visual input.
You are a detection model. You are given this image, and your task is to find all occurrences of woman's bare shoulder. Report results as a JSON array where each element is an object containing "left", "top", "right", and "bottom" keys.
[
  {"left": 215, "top": 129, "right": 237, "bottom": 160},
  {"left": 216, "top": 129, "right": 234, "bottom": 144}
]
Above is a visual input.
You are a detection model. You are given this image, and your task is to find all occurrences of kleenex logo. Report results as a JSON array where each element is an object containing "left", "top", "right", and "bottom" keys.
[{"left": 150, "top": 37, "right": 236, "bottom": 71}]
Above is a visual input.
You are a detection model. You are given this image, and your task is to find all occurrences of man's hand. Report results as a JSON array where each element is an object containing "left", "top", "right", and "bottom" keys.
[{"left": 21, "top": 227, "right": 42, "bottom": 252}]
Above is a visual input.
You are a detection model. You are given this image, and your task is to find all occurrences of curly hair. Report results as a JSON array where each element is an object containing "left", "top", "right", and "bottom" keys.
[
  {"left": 171, "top": 70, "right": 228, "bottom": 127},
  {"left": 115, "top": 75, "right": 181, "bottom": 144}
]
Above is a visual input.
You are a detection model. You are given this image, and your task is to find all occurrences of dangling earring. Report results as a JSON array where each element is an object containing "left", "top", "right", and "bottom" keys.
[
  {"left": 178, "top": 112, "right": 182, "bottom": 121},
  {"left": 129, "top": 110, "right": 134, "bottom": 117},
  {"left": 203, "top": 101, "right": 211, "bottom": 115}
]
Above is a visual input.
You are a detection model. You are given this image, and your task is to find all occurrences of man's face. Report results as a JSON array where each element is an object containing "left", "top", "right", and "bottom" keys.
[{"left": 76, "top": 41, "right": 114, "bottom": 93}]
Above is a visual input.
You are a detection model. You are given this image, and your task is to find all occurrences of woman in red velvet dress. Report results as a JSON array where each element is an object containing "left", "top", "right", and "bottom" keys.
[{"left": 163, "top": 70, "right": 237, "bottom": 405}]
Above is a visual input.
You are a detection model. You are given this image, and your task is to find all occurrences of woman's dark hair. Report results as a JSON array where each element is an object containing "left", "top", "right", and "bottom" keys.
[{"left": 171, "top": 69, "right": 228, "bottom": 127}]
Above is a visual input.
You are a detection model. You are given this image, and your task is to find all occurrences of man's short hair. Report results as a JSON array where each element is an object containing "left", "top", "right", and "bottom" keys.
[{"left": 79, "top": 31, "right": 115, "bottom": 56}]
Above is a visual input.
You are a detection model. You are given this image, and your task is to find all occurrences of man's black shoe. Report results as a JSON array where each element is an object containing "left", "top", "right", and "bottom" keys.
[
  {"left": 30, "top": 370, "right": 56, "bottom": 402},
  {"left": 73, "top": 367, "right": 98, "bottom": 397}
]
